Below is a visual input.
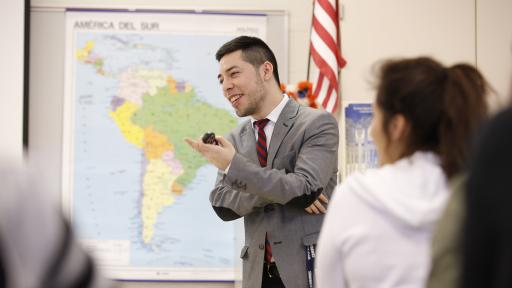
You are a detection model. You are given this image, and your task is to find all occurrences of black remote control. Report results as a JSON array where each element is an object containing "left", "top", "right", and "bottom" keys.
[{"left": 202, "top": 132, "right": 218, "bottom": 145}]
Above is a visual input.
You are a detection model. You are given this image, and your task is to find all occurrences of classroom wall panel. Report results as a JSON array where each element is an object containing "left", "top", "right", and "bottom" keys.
[{"left": 0, "top": 1, "right": 25, "bottom": 161}]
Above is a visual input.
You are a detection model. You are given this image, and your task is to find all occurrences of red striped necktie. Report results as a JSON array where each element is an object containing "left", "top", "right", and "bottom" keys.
[
  {"left": 254, "top": 118, "right": 270, "bottom": 167},
  {"left": 254, "top": 118, "right": 273, "bottom": 263}
]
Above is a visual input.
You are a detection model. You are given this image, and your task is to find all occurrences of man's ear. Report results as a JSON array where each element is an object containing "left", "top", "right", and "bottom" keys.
[
  {"left": 389, "top": 114, "right": 409, "bottom": 142},
  {"left": 260, "top": 61, "right": 274, "bottom": 81}
]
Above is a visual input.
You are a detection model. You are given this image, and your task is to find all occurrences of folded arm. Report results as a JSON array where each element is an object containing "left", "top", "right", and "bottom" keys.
[
  {"left": 225, "top": 112, "right": 339, "bottom": 208},
  {"left": 210, "top": 169, "right": 272, "bottom": 221}
]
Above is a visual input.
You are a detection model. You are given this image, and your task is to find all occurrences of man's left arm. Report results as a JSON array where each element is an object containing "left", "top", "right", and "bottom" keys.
[{"left": 226, "top": 112, "right": 339, "bottom": 208}]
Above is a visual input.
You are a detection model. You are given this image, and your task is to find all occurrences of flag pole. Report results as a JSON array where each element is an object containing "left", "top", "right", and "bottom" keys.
[
  {"left": 306, "top": 0, "right": 316, "bottom": 82},
  {"left": 335, "top": 0, "right": 341, "bottom": 115},
  {"left": 334, "top": 0, "right": 344, "bottom": 116}
]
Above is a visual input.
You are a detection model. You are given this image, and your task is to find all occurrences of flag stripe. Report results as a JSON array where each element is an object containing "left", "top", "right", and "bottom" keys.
[
  {"left": 312, "top": 17, "right": 342, "bottom": 66},
  {"left": 322, "top": 84, "right": 334, "bottom": 108},
  {"left": 313, "top": 3, "right": 337, "bottom": 40},
  {"left": 313, "top": 73, "right": 324, "bottom": 98},
  {"left": 325, "top": 93, "right": 337, "bottom": 113},
  {"left": 311, "top": 28, "right": 338, "bottom": 74},
  {"left": 330, "top": 89, "right": 340, "bottom": 112},
  {"left": 309, "top": 0, "right": 345, "bottom": 114},
  {"left": 317, "top": 0, "right": 337, "bottom": 24},
  {"left": 310, "top": 44, "right": 338, "bottom": 93},
  {"left": 315, "top": 74, "right": 330, "bottom": 103}
]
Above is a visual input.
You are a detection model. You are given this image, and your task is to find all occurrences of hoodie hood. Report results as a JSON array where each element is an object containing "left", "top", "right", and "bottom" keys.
[{"left": 344, "top": 151, "right": 449, "bottom": 228}]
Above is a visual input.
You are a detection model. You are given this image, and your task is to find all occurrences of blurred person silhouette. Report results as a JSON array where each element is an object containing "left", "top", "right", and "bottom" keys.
[
  {"left": 315, "top": 57, "right": 489, "bottom": 288},
  {"left": 461, "top": 105, "right": 512, "bottom": 287},
  {"left": 428, "top": 65, "right": 512, "bottom": 288},
  {"left": 0, "top": 157, "right": 113, "bottom": 288},
  {"left": 426, "top": 174, "right": 466, "bottom": 288}
]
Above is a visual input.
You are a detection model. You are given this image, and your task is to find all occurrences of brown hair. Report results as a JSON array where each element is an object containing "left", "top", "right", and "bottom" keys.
[
  {"left": 375, "top": 57, "right": 489, "bottom": 178},
  {"left": 215, "top": 36, "right": 281, "bottom": 86}
]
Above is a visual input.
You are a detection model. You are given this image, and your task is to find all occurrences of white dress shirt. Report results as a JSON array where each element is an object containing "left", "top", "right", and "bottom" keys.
[
  {"left": 250, "top": 94, "right": 289, "bottom": 149},
  {"left": 224, "top": 95, "right": 289, "bottom": 173}
]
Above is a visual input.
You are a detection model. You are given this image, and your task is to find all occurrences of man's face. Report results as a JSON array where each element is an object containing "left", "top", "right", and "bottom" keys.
[{"left": 217, "top": 50, "right": 266, "bottom": 117}]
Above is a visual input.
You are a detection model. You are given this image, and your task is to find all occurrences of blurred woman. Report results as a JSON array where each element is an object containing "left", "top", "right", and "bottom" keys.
[
  {"left": 0, "top": 157, "right": 114, "bottom": 288},
  {"left": 315, "top": 57, "right": 489, "bottom": 288}
]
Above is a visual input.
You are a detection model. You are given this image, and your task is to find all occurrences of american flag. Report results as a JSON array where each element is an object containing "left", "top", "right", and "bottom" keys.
[{"left": 309, "top": 0, "right": 346, "bottom": 113}]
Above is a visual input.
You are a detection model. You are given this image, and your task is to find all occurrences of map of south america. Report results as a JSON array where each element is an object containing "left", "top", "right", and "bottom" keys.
[
  {"left": 66, "top": 11, "right": 267, "bottom": 281},
  {"left": 77, "top": 40, "right": 236, "bottom": 244}
]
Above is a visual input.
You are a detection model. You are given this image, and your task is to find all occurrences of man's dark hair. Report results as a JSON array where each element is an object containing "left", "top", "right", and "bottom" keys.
[{"left": 215, "top": 36, "right": 281, "bottom": 86}]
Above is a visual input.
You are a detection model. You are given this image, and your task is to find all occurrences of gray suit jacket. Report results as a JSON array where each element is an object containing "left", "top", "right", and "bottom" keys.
[{"left": 210, "top": 99, "right": 339, "bottom": 288}]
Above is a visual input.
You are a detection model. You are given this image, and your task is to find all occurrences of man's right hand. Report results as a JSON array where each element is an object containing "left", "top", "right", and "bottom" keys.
[
  {"left": 185, "top": 136, "right": 235, "bottom": 171},
  {"left": 305, "top": 193, "right": 329, "bottom": 214}
]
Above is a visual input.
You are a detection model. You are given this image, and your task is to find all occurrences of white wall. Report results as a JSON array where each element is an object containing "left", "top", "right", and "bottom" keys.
[
  {"left": 340, "top": 0, "right": 476, "bottom": 103},
  {"left": 339, "top": 0, "right": 512, "bottom": 109},
  {"left": 337, "top": 0, "right": 476, "bottom": 181},
  {"left": 29, "top": 11, "right": 66, "bottom": 202},
  {"left": 477, "top": 0, "right": 512, "bottom": 108},
  {"left": 0, "top": 1, "right": 24, "bottom": 161},
  {"left": 16, "top": 1, "right": 512, "bottom": 288}
]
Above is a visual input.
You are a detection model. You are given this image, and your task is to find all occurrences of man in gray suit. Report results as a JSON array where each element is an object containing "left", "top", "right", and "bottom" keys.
[{"left": 186, "top": 36, "right": 339, "bottom": 288}]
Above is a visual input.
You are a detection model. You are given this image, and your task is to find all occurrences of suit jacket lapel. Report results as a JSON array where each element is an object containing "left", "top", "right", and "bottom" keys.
[
  {"left": 239, "top": 121, "right": 260, "bottom": 165},
  {"left": 267, "top": 100, "right": 300, "bottom": 167}
]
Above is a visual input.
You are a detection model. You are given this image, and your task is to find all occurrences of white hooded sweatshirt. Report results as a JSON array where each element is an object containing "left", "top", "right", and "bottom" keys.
[{"left": 315, "top": 151, "right": 449, "bottom": 288}]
